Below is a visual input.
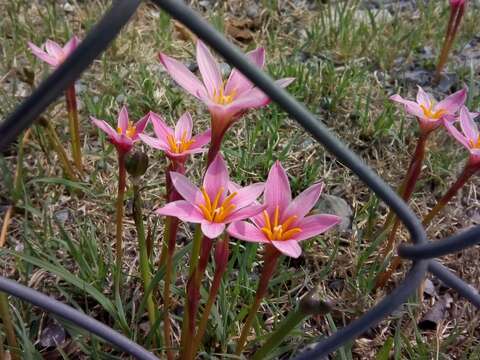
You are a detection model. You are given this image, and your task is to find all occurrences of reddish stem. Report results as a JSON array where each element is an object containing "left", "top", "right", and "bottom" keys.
[
  {"left": 236, "top": 246, "right": 281, "bottom": 355},
  {"left": 65, "top": 84, "right": 83, "bottom": 173},
  {"left": 114, "top": 151, "right": 127, "bottom": 297}
]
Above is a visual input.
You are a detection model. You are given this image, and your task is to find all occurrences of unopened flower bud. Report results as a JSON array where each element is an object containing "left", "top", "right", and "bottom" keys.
[
  {"left": 125, "top": 151, "right": 148, "bottom": 177},
  {"left": 299, "top": 284, "right": 334, "bottom": 316}
]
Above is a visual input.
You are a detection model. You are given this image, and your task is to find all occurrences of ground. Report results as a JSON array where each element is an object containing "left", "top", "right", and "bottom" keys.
[{"left": 1, "top": 0, "right": 480, "bottom": 359}]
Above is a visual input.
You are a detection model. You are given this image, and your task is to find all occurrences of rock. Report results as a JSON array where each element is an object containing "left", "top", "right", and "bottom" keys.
[
  {"left": 402, "top": 69, "right": 431, "bottom": 86},
  {"left": 39, "top": 321, "right": 66, "bottom": 348},
  {"left": 63, "top": 2, "right": 74, "bottom": 12},
  {"left": 246, "top": 3, "right": 260, "bottom": 18},
  {"left": 436, "top": 73, "right": 458, "bottom": 93},
  {"left": 54, "top": 209, "right": 70, "bottom": 225},
  {"left": 423, "top": 278, "right": 436, "bottom": 297},
  {"left": 314, "top": 194, "right": 353, "bottom": 231},
  {"left": 418, "top": 294, "right": 453, "bottom": 331}
]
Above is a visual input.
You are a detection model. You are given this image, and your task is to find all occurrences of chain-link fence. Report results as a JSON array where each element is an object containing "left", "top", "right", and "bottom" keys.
[{"left": 1, "top": 1, "right": 479, "bottom": 359}]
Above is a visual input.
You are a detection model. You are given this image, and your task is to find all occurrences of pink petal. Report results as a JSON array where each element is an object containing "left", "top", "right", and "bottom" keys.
[
  {"left": 291, "top": 214, "right": 341, "bottom": 242},
  {"left": 45, "top": 40, "right": 63, "bottom": 60},
  {"left": 156, "top": 200, "right": 204, "bottom": 223},
  {"left": 271, "top": 240, "right": 302, "bottom": 258},
  {"left": 62, "top": 36, "right": 79, "bottom": 56},
  {"left": 175, "top": 112, "right": 193, "bottom": 140},
  {"left": 117, "top": 106, "right": 129, "bottom": 133},
  {"left": 416, "top": 86, "right": 432, "bottom": 108},
  {"left": 390, "top": 94, "right": 425, "bottom": 119},
  {"left": 159, "top": 52, "right": 207, "bottom": 99},
  {"left": 150, "top": 112, "right": 174, "bottom": 141},
  {"left": 227, "top": 221, "right": 268, "bottom": 243},
  {"left": 91, "top": 118, "right": 120, "bottom": 140},
  {"left": 283, "top": 183, "right": 324, "bottom": 221},
  {"left": 28, "top": 42, "right": 58, "bottom": 67},
  {"left": 190, "top": 129, "right": 211, "bottom": 149},
  {"left": 265, "top": 161, "right": 291, "bottom": 214},
  {"left": 196, "top": 41, "right": 223, "bottom": 98},
  {"left": 226, "top": 204, "right": 266, "bottom": 223},
  {"left": 132, "top": 113, "right": 149, "bottom": 140},
  {"left": 436, "top": 88, "right": 467, "bottom": 114},
  {"left": 444, "top": 120, "right": 471, "bottom": 151},
  {"left": 170, "top": 172, "right": 203, "bottom": 204},
  {"left": 203, "top": 154, "right": 229, "bottom": 202},
  {"left": 224, "top": 47, "right": 265, "bottom": 96},
  {"left": 201, "top": 222, "right": 226, "bottom": 239},
  {"left": 230, "top": 182, "right": 264, "bottom": 210},
  {"left": 138, "top": 134, "right": 170, "bottom": 151},
  {"left": 459, "top": 106, "right": 478, "bottom": 140}
]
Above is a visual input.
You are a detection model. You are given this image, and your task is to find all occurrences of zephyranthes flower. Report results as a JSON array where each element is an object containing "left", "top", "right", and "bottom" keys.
[
  {"left": 390, "top": 86, "right": 466, "bottom": 133},
  {"left": 445, "top": 106, "right": 480, "bottom": 163},
  {"left": 91, "top": 106, "right": 149, "bottom": 154},
  {"left": 227, "top": 161, "right": 340, "bottom": 258},
  {"left": 156, "top": 154, "right": 265, "bottom": 239},
  {"left": 139, "top": 112, "right": 211, "bottom": 161},
  {"left": 29, "top": 37, "right": 79, "bottom": 68}
]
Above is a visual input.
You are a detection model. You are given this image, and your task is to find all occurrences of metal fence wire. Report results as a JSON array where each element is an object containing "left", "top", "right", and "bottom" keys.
[{"left": 0, "top": 0, "right": 479, "bottom": 359}]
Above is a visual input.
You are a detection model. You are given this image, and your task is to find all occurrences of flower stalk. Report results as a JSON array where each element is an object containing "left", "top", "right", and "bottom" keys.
[
  {"left": 0, "top": 293, "right": 19, "bottom": 360},
  {"left": 236, "top": 245, "right": 281, "bottom": 356},
  {"left": 65, "top": 84, "right": 83, "bottom": 173},
  {"left": 114, "top": 151, "right": 127, "bottom": 299}
]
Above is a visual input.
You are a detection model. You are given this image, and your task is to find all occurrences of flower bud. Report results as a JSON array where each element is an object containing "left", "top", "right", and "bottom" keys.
[
  {"left": 299, "top": 284, "right": 334, "bottom": 316},
  {"left": 125, "top": 151, "right": 149, "bottom": 177}
]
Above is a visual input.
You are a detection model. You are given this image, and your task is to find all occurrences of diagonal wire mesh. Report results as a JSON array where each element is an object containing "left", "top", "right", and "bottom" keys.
[{"left": 0, "top": 0, "right": 479, "bottom": 358}]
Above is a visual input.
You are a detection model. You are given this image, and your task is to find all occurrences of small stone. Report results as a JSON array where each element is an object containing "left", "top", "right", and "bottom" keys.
[
  {"left": 314, "top": 194, "right": 353, "bottom": 231},
  {"left": 436, "top": 73, "right": 458, "bottom": 93},
  {"left": 115, "top": 94, "right": 127, "bottom": 104},
  {"left": 15, "top": 242, "right": 24, "bottom": 252},
  {"left": 218, "top": 62, "right": 231, "bottom": 77},
  {"left": 246, "top": 3, "right": 260, "bottom": 18},
  {"left": 402, "top": 69, "right": 431, "bottom": 86},
  {"left": 63, "top": 2, "right": 74, "bottom": 12},
  {"left": 54, "top": 209, "right": 70, "bottom": 225},
  {"left": 423, "top": 278, "right": 436, "bottom": 297},
  {"left": 39, "top": 321, "right": 66, "bottom": 348}
]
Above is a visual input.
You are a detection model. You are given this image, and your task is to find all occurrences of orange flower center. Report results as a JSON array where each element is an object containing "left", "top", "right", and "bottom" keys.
[
  {"left": 420, "top": 103, "right": 447, "bottom": 120},
  {"left": 469, "top": 137, "right": 480, "bottom": 149},
  {"left": 198, "top": 187, "right": 237, "bottom": 223},
  {"left": 261, "top": 206, "right": 302, "bottom": 241},
  {"left": 166, "top": 130, "right": 195, "bottom": 153},
  {"left": 213, "top": 86, "right": 236, "bottom": 105},
  {"left": 117, "top": 121, "right": 136, "bottom": 139}
]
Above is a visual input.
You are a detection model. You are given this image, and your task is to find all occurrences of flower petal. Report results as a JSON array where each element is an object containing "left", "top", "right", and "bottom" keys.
[
  {"left": 150, "top": 112, "right": 174, "bottom": 141},
  {"left": 91, "top": 118, "right": 119, "bottom": 140},
  {"left": 227, "top": 221, "right": 268, "bottom": 243},
  {"left": 190, "top": 129, "right": 211, "bottom": 149},
  {"left": 170, "top": 172, "right": 203, "bottom": 204},
  {"left": 230, "top": 182, "right": 265, "bottom": 210},
  {"left": 117, "top": 106, "right": 129, "bottom": 133},
  {"left": 138, "top": 134, "right": 170, "bottom": 151},
  {"left": 416, "top": 86, "right": 432, "bottom": 108},
  {"left": 226, "top": 204, "right": 266, "bottom": 223},
  {"left": 390, "top": 94, "right": 425, "bottom": 119},
  {"left": 265, "top": 161, "right": 291, "bottom": 214},
  {"left": 444, "top": 120, "right": 471, "bottom": 151},
  {"left": 28, "top": 42, "right": 58, "bottom": 67},
  {"left": 203, "top": 154, "right": 229, "bottom": 201},
  {"left": 175, "top": 112, "right": 193, "bottom": 140},
  {"left": 283, "top": 183, "right": 324, "bottom": 221},
  {"left": 459, "top": 106, "right": 478, "bottom": 140},
  {"left": 196, "top": 41, "right": 223, "bottom": 98},
  {"left": 159, "top": 52, "right": 206, "bottom": 99},
  {"left": 291, "top": 214, "right": 341, "bottom": 242},
  {"left": 436, "top": 88, "right": 467, "bottom": 114},
  {"left": 271, "top": 240, "right": 302, "bottom": 258},
  {"left": 62, "top": 36, "right": 79, "bottom": 56},
  {"left": 201, "top": 221, "right": 225, "bottom": 239},
  {"left": 225, "top": 47, "right": 265, "bottom": 96},
  {"left": 156, "top": 200, "right": 204, "bottom": 223},
  {"left": 45, "top": 39, "right": 63, "bottom": 60},
  {"left": 132, "top": 113, "right": 149, "bottom": 140}
]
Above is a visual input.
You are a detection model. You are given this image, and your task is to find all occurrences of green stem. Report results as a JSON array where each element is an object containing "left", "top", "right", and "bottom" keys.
[
  {"left": 132, "top": 178, "right": 158, "bottom": 345},
  {"left": 65, "top": 84, "right": 83, "bottom": 173},
  {"left": 180, "top": 224, "right": 203, "bottom": 357},
  {"left": 114, "top": 152, "right": 127, "bottom": 300},
  {"left": 236, "top": 246, "right": 280, "bottom": 356},
  {"left": 0, "top": 293, "right": 19, "bottom": 360}
]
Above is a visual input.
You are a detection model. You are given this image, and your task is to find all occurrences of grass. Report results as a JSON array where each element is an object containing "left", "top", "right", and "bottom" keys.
[{"left": 1, "top": 0, "right": 480, "bottom": 358}]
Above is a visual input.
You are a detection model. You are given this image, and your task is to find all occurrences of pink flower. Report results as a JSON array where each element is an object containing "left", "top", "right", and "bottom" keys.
[
  {"left": 159, "top": 41, "right": 294, "bottom": 146},
  {"left": 227, "top": 161, "right": 340, "bottom": 258},
  {"left": 390, "top": 86, "right": 467, "bottom": 133},
  {"left": 445, "top": 106, "right": 480, "bottom": 163},
  {"left": 156, "top": 155, "right": 265, "bottom": 239},
  {"left": 139, "top": 112, "right": 211, "bottom": 161},
  {"left": 28, "top": 36, "right": 79, "bottom": 68},
  {"left": 91, "top": 106, "right": 149, "bottom": 154}
]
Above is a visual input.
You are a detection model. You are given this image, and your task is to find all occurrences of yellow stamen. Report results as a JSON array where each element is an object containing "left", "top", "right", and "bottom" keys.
[
  {"left": 197, "top": 187, "right": 238, "bottom": 224},
  {"left": 260, "top": 206, "right": 302, "bottom": 241},
  {"left": 117, "top": 121, "right": 137, "bottom": 139},
  {"left": 166, "top": 131, "right": 195, "bottom": 154},
  {"left": 420, "top": 104, "right": 447, "bottom": 120},
  {"left": 201, "top": 187, "right": 212, "bottom": 212},
  {"left": 469, "top": 137, "right": 480, "bottom": 149},
  {"left": 213, "top": 85, "right": 236, "bottom": 105}
]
